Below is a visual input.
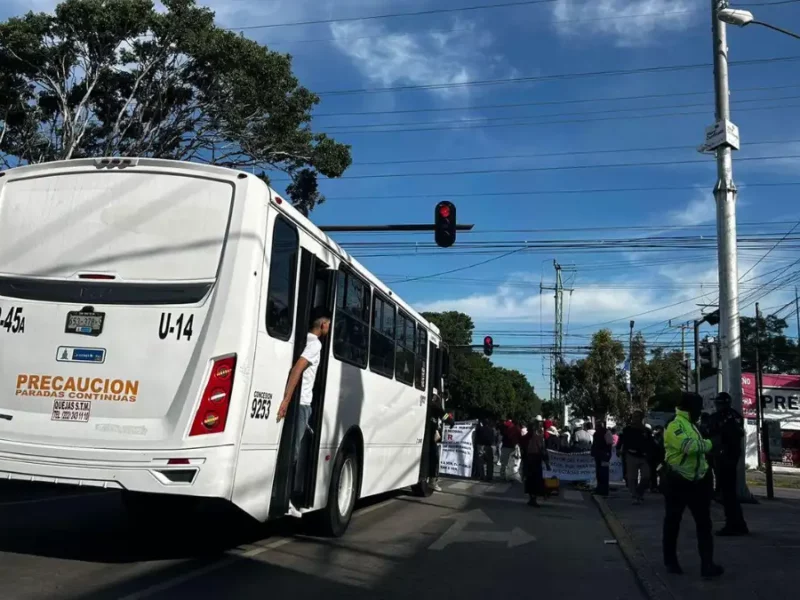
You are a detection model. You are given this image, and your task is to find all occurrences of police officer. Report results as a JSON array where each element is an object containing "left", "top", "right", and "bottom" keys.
[
  {"left": 709, "top": 392, "right": 749, "bottom": 536},
  {"left": 662, "top": 392, "right": 723, "bottom": 578}
]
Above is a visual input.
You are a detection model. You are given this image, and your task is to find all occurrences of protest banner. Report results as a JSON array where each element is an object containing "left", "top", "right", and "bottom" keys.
[
  {"left": 439, "top": 420, "right": 477, "bottom": 478},
  {"left": 544, "top": 450, "right": 623, "bottom": 482}
]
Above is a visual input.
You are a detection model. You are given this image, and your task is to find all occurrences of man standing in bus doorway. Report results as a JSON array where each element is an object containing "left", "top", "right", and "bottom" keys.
[{"left": 277, "top": 306, "right": 332, "bottom": 518}]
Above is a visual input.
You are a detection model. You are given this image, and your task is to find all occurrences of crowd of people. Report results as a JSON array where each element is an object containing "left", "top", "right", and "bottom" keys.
[{"left": 468, "top": 392, "right": 748, "bottom": 579}]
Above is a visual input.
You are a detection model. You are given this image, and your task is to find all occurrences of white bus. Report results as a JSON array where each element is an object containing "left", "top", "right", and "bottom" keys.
[{"left": 0, "top": 157, "right": 450, "bottom": 536}]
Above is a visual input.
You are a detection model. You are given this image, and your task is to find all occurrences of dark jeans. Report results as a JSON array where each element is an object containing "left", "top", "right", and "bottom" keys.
[
  {"left": 594, "top": 456, "right": 609, "bottom": 496},
  {"left": 718, "top": 459, "right": 747, "bottom": 530},
  {"left": 662, "top": 471, "right": 714, "bottom": 567},
  {"left": 477, "top": 445, "right": 494, "bottom": 481}
]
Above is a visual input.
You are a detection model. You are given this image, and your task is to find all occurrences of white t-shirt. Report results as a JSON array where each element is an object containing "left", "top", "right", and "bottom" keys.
[{"left": 299, "top": 333, "right": 322, "bottom": 406}]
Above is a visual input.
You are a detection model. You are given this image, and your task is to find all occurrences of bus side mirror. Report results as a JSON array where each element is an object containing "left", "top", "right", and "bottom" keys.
[{"left": 442, "top": 349, "right": 450, "bottom": 379}]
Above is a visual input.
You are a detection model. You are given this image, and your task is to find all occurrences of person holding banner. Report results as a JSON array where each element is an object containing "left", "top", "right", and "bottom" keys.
[{"left": 524, "top": 418, "right": 550, "bottom": 507}]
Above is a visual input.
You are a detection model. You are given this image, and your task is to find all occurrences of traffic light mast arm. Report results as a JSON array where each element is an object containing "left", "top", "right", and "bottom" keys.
[{"left": 319, "top": 224, "right": 474, "bottom": 232}]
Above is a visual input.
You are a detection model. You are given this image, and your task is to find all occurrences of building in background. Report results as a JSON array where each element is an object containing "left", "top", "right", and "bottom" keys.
[{"left": 700, "top": 373, "right": 800, "bottom": 469}]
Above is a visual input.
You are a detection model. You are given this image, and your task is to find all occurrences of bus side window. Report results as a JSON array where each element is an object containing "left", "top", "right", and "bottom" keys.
[
  {"left": 415, "top": 327, "right": 427, "bottom": 391},
  {"left": 266, "top": 216, "right": 299, "bottom": 341},
  {"left": 369, "top": 293, "right": 396, "bottom": 378},
  {"left": 332, "top": 268, "right": 370, "bottom": 369},
  {"left": 395, "top": 311, "right": 415, "bottom": 386}
]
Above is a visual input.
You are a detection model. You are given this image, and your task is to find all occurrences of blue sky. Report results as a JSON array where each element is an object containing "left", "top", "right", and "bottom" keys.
[{"left": 6, "top": 0, "right": 800, "bottom": 398}]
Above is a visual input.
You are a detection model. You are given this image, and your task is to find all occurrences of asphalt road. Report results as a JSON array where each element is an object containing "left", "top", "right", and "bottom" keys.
[{"left": 0, "top": 478, "right": 646, "bottom": 600}]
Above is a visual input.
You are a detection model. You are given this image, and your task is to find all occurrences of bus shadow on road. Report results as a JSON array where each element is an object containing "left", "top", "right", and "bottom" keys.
[{"left": 0, "top": 488, "right": 406, "bottom": 564}]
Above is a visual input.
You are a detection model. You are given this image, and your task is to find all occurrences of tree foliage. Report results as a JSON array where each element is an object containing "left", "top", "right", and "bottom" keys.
[
  {"left": 0, "top": 0, "right": 351, "bottom": 212},
  {"left": 556, "top": 329, "right": 628, "bottom": 419},
  {"left": 422, "top": 311, "right": 541, "bottom": 423},
  {"left": 740, "top": 315, "right": 798, "bottom": 374}
]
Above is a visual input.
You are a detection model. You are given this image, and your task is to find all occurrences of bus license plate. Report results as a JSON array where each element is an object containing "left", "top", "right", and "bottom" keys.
[
  {"left": 65, "top": 311, "right": 105, "bottom": 336},
  {"left": 51, "top": 400, "right": 91, "bottom": 422}
]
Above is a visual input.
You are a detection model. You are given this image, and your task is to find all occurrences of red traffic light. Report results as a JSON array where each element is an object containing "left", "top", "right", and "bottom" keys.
[
  {"left": 484, "top": 336, "right": 493, "bottom": 345},
  {"left": 438, "top": 205, "right": 451, "bottom": 219}
]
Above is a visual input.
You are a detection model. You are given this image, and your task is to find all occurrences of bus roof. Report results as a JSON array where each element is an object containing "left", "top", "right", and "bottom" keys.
[{"left": 1, "top": 157, "right": 441, "bottom": 339}]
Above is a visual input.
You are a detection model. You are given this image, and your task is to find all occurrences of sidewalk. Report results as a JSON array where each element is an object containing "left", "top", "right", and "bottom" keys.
[{"left": 594, "top": 483, "right": 800, "bottom": 600}]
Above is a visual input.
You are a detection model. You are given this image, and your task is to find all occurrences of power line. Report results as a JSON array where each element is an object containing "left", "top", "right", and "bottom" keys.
[
  {"left": 276, "top": 153, "right": 800, "bottom": 181},
  {"left": 739, "top": 220, "right": 800, "bottom": 281},
  {"left": 258, "top": 8, "right": 706, "bottom": 45},
  {"left": 316, "top": 55, "right": 800, "bottom": 96},
  {"left": 344, "top": 137, "right": 798, "bottom": 168},
  {"left": 320, "top": 94, "right": 800, "bottom": 129},
  {"left": 321, "top": 181, "right": 800, "bottom": 201},
  {"left": 232, "top": 0, "right": 558, "bottom": 30},
  {"left": 313, "top": 101, "right": 800, "bottom": 135},
  {"left": 313, "top": 84, "right": 800, "bottom": 118}
]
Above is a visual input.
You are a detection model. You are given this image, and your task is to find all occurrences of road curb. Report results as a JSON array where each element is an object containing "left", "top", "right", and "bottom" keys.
[{"left": 591, "top": 494, "right": 675, "bottom": 600}]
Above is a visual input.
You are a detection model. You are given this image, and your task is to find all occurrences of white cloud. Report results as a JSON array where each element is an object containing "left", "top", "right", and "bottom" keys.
[
  {"left": 550, "top": 0, "right": 698, "bottom": 47},
  {"left": 666, "top": 189, "right": 715, "bottom": 226},
  {"left": 329, "top": 19, "right": 502, "bottom": 99}
]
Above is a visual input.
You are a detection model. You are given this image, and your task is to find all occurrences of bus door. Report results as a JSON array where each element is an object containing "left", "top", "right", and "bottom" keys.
[{"left": 270, "top": 248, "right": 335, "bottom": 517}]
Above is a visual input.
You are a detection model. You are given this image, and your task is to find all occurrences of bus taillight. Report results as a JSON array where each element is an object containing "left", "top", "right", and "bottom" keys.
[{"left": 189, "top": 355, "right": 237, "bottom": 436}]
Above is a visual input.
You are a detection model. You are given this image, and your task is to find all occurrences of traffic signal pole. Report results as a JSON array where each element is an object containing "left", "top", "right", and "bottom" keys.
[
  {"left": 320, "top": 224, "right": 474, "bottom": 232},
  {"left": 694, "top": 319, "right": 701, "bottom": 393}
]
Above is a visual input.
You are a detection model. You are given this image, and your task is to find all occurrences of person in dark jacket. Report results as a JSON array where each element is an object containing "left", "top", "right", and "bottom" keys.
[
  {"left": 619, "top": 410, "right": 651, "bottom": 504},
  {"left": 475, "top": 419, "right": 496, "bottom": 482},
  {"left": 524, "top": 418, "right": 549, "bottom": 507},
  {"left": 708, "top": 392, "right": 749, "bottom": 536},
  {"left": 591, "top": 421, "right": 614, "bottom": 497}
]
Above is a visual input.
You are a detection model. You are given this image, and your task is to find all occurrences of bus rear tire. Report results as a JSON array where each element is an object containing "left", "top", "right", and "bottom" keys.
[{"left": 318, "top": 442, "right": 359, "bottom": 537}]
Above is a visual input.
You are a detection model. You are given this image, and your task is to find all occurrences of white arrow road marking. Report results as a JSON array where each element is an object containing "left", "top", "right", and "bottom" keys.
[{"left": 428, "top": 509, "right": 535, "bottom": 550}]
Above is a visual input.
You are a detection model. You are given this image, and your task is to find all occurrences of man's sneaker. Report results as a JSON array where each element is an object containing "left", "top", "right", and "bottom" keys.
[
  {"left": 701, "top": 563, "right": 725, "bottom": 579},
  {"left": 432, "top": 482, "right": 442, "bottom": 492},
  {"left": 286, "top": 502, "right": 302, "bottom": 518}
]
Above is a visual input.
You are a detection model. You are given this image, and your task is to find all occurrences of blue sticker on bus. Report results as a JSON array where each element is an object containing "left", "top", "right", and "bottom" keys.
[{"left": 56, "top": 347, "right": 106, "bottom": 364}]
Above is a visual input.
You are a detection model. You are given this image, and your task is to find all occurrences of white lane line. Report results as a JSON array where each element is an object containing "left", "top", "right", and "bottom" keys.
[
  {"left": 120, "top": 498, "right": 398, "bottom": 599},
  {"left": 0, "top": 490, "right": 115, "bottom": 507}
]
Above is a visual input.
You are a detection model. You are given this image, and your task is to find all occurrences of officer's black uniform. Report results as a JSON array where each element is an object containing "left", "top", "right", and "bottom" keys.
[{"left": 708, "top": 392, "right": 749, "bottom": 536}]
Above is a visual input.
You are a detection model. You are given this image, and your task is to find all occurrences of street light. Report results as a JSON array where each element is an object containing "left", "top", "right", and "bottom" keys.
[{"left": 718, "top": 7, "right": 800, "bottom": 40}]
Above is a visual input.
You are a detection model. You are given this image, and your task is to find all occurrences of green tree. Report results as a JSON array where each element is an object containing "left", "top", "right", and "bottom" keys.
[
  {"left": 740, "top": 315, "right": 798, "bottom": 375},
  {"left": 647, "top": 347, "right": 685, "bottom": 412},
  {"left": 630, "top": 332, "right": 654, "bottom": 411},
  {"left": 0, "top": 0, "right": 351, "bottom": 212},
  {"left": 420, "top": 311, "right": 474, "bottom": 347},
  {"left": 556, "top": 329, "right": 627, "bottom": 419},
  {"left": 421, "top": 310, "right": 540, "bottom": 422}
]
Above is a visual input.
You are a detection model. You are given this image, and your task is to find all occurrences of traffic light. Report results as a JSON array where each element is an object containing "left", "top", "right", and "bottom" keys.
[
  {"left": 435, "top": 201, "right": 456, "bottom": 248},
  {"left": 680, "top": 359, "right": 690, "bottom": 391},
  {"left": 699, "top": 337, "right": 719, "bottom": 369},
  {"left": 704, "top": 309, "right": 720, "bottom": 326},
  {"left": 483, "top": 335, "right": 494, "bottom": 356}
]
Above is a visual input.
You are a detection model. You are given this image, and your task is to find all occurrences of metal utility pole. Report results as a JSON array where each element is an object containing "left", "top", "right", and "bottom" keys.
[
  {"left": 541, "top": 261, "right": 574, "bottom": 426},
  {"left": 755, "top": 303, "right": 774, "bottom": 499},
  {"left": 795, "top": 286, "right": 800, "bottom": 356},
  {"left": 628, "top": 320, "right": 635, "bottom": 405},
  {"left": 706, "top": 1, "right": 748, "bottom": 499},
  {"left": 694, "top": 321, "right": 701, "bottom": 393}
]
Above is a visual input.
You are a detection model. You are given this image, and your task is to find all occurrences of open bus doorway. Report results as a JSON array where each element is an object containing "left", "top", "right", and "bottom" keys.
[{"left": 270, "top": 249, "right": 335, "bottom": 518}]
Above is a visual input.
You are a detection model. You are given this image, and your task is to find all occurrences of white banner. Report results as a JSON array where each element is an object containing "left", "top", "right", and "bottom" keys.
[
  {"left": 544, "top": 450, "right": 624, "bottom": 482},
  {"left": 439, "top": 420, "right": 477, "bottom": 478}
]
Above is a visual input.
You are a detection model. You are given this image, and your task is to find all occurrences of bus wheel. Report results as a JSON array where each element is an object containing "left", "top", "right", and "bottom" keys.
[
  {"left": 320, "top": 442, "right": 359, "bottom": 537},
  {"left": 412, "top": 478, "right": 434, "bottom": 497}
]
